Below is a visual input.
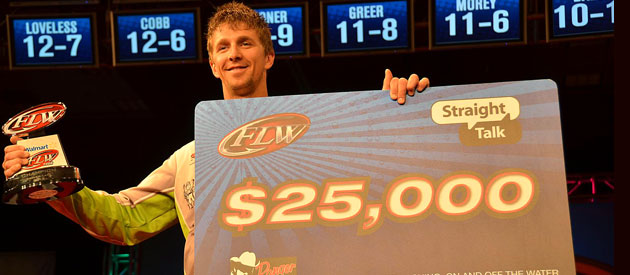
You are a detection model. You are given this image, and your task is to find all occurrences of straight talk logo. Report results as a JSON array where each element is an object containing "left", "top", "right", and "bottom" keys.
[{"left": 218, "top": 113, "right": 310, "bottom": 159}]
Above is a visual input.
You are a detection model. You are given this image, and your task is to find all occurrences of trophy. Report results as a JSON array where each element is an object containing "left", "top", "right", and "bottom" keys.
[{"left": 2, "top": 102, "right": 83, "bottom": 205}]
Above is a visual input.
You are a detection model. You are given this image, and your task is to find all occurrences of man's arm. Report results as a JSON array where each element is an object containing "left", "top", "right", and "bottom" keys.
[
  {"left": 382, "top": 69, "right": 430, "bottom": 105},
  {"left": 3, "top": 136, "right": 179, "bottom": 246},
  {"left": 47, "top": 184, "right": 179, "bottom": 246}
]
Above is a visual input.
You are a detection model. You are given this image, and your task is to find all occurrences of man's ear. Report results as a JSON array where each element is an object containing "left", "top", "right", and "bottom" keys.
[
  {"left": 209, "top": 58, "right": 220, "bottom": 79},
  {"left": 265, "top": 50, "right": 275, "bottom": 70}
]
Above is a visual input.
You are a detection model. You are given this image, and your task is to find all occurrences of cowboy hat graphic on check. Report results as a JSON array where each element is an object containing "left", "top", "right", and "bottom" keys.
[{"left": 230, "top": 251, "right": 259, "bottom": 275}]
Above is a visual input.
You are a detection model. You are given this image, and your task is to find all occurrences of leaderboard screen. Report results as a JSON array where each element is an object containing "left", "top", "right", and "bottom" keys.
[
  {"left": 254, "top": 4, "right": 308, "bottom": 56},
  {"left": 8, "top": 15, "right": 97, "bottom": 68},
  {"left": 432, "top": 0, "right": 524, "bottom": 46},
  {"left": 548, "top": 0, "right": 614, "bottom": 39},
  {"left": 322, "top": 0, "right": 412, "bottom": 54},
  {"left": 111, "top": 9, "right": 201, "bottom": 65}
]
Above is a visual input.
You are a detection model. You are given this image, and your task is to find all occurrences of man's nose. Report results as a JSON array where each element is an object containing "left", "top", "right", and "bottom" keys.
[{"left": 228, "top": 45, "right": 242, "bottom": 61}]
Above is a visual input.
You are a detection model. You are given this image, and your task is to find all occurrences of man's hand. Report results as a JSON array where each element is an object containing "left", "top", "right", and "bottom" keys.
[
  {"left": 3, "top": 135, "right": 29, "bottom": 179},
  {"left": 382, "top": 69, "right": 430, "bottom": 105}
]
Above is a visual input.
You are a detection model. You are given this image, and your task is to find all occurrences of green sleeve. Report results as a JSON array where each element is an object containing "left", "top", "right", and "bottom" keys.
[{"left": 47, "top": 186, "right": 179, "bottom": 246}]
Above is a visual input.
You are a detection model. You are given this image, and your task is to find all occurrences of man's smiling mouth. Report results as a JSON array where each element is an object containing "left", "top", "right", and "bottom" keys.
[{"left": 227, "top": 65, "right": 248, "bottom": 71}]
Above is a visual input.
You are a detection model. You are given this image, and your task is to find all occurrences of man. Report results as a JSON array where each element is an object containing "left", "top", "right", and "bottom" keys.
[{"left": 2, "top": 2, "right": 429, "bottom": 275}]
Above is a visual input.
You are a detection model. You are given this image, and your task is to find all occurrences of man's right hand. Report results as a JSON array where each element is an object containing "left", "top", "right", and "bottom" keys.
[{"left": 3, "top": 135, "right": 29, "bottom": 179}]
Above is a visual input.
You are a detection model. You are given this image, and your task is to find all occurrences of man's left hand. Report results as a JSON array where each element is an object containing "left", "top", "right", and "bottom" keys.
[{"left": 382, "top": 69, "right": 430, "bottom": 105}]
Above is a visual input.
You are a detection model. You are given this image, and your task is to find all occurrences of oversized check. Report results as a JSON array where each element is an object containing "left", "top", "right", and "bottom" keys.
[{"left": 195, "top": 79, "right": 575, "bottom": 275}]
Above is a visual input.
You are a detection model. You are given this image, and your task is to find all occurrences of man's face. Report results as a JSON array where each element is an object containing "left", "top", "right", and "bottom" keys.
[{"left": 209, "top": 23, "right": 274, "bottom": 99}]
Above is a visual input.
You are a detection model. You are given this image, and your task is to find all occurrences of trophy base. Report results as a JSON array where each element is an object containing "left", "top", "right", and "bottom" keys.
[{"left": 2, "top": 166, "right": 83, "bottom": 205}]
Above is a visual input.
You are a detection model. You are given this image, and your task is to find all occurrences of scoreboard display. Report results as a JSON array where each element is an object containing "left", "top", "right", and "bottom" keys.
[
  {"left": 254, "top": 3, "right": 309, "bottom": 56},
  {"left": 5, "top": 1, "right": 615, "bottom": 68},
  {"left": 547, "top": 0, "right": 614, "bottom": 40},
  {"left": 111, "top": 9, "right": 201, "bottom": 65},
  {"left": 431, "top": 0, "right": 525, "bottom": 47},
  {"left": 321, "top": 0, "right": 412, "bottom": 55},
  {"left": 7, "top": 14, "right": 97, "bottom": 69}
]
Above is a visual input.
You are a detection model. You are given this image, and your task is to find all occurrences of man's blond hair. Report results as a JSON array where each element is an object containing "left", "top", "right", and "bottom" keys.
[{"left": 206, "top": 1, "right": 273, "bottom": 58}]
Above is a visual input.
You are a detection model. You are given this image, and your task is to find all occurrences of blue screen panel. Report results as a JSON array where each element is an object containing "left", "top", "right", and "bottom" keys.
[
  {"left": 324, "top": 0, "right": 410, "bottom": 53},
  {"left": 433, "top": 0, "right": 523, "bottom": 46},
  {"left": 550, "top": 0, "right": 614, "bottom": 38},
  {"left": 114, "top": 11, "right": 199, "bottom": 63},
  {"left": 255, "top": 6, "right": 307, "bottom": 55},
  {"left": 10, "top": 16, "right": 95, "bottom": 67}
]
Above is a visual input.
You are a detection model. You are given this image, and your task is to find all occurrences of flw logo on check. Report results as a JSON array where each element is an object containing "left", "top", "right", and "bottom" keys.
[{"left": 218, "top": 113, "right": 310, "bottom": 159}]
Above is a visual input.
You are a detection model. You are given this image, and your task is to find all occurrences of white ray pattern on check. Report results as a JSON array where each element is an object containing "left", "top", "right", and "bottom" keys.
[
  {"left": 207, "top": 227, "right": 232, "bottom": 271},
  {"left": 265, "top": 150, "right": 309, "bottom": 182},
  {"left": 249, "top": 230, "right": 272, "bottom": 257},
  {"left": 194, "top": 80, "right": 566, "bottom": 273},
  {"left": 272, "top": 149, "right": 346, "bottom": 178},
  {"left": 195, "top": 160, "right": 239, "bottom": 244},
  {"left": 287, "top": 142, "right": 565, "bottom": 173}
]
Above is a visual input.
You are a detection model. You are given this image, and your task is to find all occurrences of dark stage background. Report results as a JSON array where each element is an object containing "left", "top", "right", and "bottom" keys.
[{"left": 0, "top": 0, "right": 615, "bottom": 274}]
